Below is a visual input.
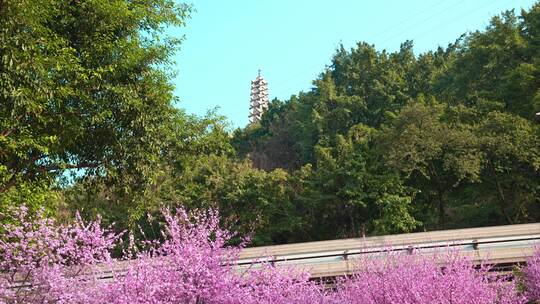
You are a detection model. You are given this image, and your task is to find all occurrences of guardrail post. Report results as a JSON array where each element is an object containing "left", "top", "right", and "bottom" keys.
[{"left": 472, "top": 239, "right": 479, "bottom": 250}]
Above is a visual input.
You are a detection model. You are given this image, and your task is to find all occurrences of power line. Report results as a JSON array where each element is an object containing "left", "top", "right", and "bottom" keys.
[
  {"left": 270, "top": 1, "right": 451, "bottom": 95},
  {"left": 406, "top": 0, "right": 512, "bottom": 47},
  {"left": 376, "top": 0, "right": 469, "bottom": 49},
  {"left": 269, "top": 0, "right": 472, "bottom": 99},
  {"left": 368, "top": 0, "right": 449, "bottom": 46},
  {"left": 268, "top": 0, "right": 521, "bottom": 101}
]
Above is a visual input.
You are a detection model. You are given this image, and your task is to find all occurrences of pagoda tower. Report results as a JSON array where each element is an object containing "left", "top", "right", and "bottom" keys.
[{"left": 249, "top": 70, "right": 269, "bottom": 124}]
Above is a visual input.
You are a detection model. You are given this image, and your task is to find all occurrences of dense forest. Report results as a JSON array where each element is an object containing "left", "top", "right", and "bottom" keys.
[{"left": 1, "top": 0, "right": 539, "bottom": 246}]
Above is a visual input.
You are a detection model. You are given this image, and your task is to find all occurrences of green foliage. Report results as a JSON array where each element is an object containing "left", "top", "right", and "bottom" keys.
[
  {"left": 474, "top": 111, "right": 540, "bottom": 224},
  {"left": 290, "top": 124, "right": 418, "bottom": 239},
  {"left": 234, "top": 4, "right": 540, "bottom": 238},
  {"left": 167, "top": 155, "right": 301, "bottom": 245},
  {"left": 0, "top": 0, "right": 191, "bottom": 212},
  {"left": 3, "top": 0, "right": 540, "bottom": 245},
  {"left": 378, "top": 100, "right": 484, "bottom": 229},
  {"left": 61, "top": 111, "right": 233, "bottom": 227}
]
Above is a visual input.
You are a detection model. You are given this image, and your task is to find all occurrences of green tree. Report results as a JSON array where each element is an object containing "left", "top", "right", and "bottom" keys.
[
  {"left": 437, "top": 8, "right": 540, "bottom": 120},
  {"left": 293, "top": 123, "right": 418, "bottom": 240},
  {"left": 0, "top": 0, "right": 191, "bottom": 211},
  {"left": 63, "top": 111, "right": 233, "bottom": 228},
  {"left": 377, "top": 100, "right": 484, "bottom": 229},
  {"left": 474, "top": 111, "right": 540, "bottom": 224}
]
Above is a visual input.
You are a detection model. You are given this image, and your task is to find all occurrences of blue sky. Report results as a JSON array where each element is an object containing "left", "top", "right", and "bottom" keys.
[{"left": 170, "top": 0, "right": 536, "bottom": 128}]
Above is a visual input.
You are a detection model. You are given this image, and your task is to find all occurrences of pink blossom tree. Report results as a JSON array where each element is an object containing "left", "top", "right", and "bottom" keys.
[
  {"left": 0, "top": 205, "right": 120, "bottom": 303},
  {"left": 523, "top": 248, "right": 540, "bottom": 301},
  {"left": 329, "top": 252, "right": 526, "bottom": 304},
  {"left": 0, "top": 205, "right": 534, "bottom": 303},
  {"left": 97, "top": 209, "right": 326, "bottom": 304}
]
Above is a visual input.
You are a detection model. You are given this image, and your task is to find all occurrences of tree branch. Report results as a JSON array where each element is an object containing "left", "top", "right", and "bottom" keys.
[
  {"left": 0, "top": 160, "right": 101, "bottom": 193},
  {"left": 0, "top": 174, "right": 18, "bottom": 193},
  {"left": 37, "top": 161, "right": 100, "bottom": 172},
  {"left": 1, "top": 115, "right": 24, "bottom": 137}
]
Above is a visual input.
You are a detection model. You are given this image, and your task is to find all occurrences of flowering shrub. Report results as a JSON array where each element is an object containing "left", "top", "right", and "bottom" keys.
[
  {"left": 0, "top": 205, "right": 534, "bottom": 303},
  {"left": 524, "top": 248, "right": 540, "bottom": 301},
  {"left": 330, "top": 253, "right": 525, "bottom": 304},
  {"left": 0, "top": 206, "right": 120, "bottom": 303},
  {"left": 99, "top": 208, "right": 247, "bottom": 303}
]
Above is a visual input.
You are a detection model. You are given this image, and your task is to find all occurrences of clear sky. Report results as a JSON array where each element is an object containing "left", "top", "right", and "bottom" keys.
[{"left": 170, "top": 0, "right": 537, "bottom": 128}]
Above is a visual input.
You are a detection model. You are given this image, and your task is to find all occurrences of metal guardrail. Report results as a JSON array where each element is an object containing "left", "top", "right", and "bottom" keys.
[{"left": 236, "top": 223, "right": 540, "bottom": 278}]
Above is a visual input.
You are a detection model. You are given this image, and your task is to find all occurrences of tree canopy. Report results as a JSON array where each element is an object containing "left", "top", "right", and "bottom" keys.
[
  {"left": 1, "top": 0, "right": 539, "bottom": 245},
  {"left": 1, "top": 0, "right": 190, "bottom": 211},
  {"left": 233, "top": 5, "right": 540, "bottom": 240}
]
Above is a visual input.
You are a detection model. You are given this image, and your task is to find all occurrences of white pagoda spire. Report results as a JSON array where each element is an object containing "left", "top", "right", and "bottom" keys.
[{"left": 249, "top": 69, "right": 269, "bottom": 124}]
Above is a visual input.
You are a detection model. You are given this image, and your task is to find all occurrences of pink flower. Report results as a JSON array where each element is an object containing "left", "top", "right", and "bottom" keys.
[{"left": 0, "top": 205, "right": 532, "bottom": 303}]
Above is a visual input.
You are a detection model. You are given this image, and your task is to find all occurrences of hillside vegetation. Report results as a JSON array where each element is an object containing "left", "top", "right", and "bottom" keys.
[{"left": 0, "top": 0, "right": 539, "bottom": 246}]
